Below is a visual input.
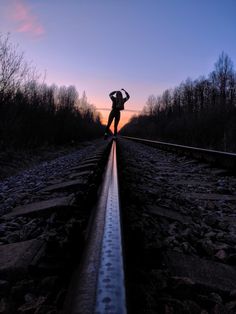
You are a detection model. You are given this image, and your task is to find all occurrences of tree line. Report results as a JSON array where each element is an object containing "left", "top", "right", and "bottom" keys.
[
  {"left": 0, "top": 34, "right": 104, "bottom": 149},
  {"left": 121, "top": 52, "right": 236, "bottom": 152}
]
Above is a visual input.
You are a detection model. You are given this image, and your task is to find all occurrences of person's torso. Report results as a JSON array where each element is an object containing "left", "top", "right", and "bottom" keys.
[{"left": 112, "top": 98, "right": 125, "bottom": 110}]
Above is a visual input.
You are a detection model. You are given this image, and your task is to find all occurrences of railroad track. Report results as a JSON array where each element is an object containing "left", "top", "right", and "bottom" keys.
[
  {"left": 1, "top": 136, "right": 236, "bottom": 313},
  {"left": 118, "top": 136, "right": 236, "bottom": 314},
  {"left": 121, "top": 136, "right": 236, "bottom": 172},
  {"left": 0, "top": 140, "right": 114, "bottom": 313}
]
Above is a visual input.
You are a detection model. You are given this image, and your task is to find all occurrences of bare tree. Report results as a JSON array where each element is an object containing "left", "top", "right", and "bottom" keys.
[
  {"left": 210, "top": 52, "right": 234, "bottom": 108},
  {"left": 0, "top": 34, "right": 29, "bottom": 102},
  {"left": 143, "top": 95, "right": 157, "bottom": 115}
]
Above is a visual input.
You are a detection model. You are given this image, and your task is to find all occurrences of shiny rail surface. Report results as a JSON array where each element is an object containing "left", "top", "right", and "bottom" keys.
[
  {"left": 95, "top": 140, "right": 126, "bottom": 314},
  {"left": 64, "top": 139, "right": 126, "bottom": 314},
  {"left": 121, "top": 136, "right": 236, "bottom": 172}
]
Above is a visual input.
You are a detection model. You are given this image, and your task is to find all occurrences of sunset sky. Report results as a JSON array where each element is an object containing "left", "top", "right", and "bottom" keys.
[{"left": 0, "top": 0, "right": 236, "bottom": 130}]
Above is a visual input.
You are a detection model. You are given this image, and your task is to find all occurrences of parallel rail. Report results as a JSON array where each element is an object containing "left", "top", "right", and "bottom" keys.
[
  {"left": 64, "top": 139, "right": 126, "bottom": 314},
  {"left": 121, "top": 136, "right": 236, "bottom": 172}
]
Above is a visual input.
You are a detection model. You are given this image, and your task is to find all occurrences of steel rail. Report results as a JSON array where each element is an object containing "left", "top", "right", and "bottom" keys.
[
  {"left": 95, "top": 140, "right": 126, "bottom": 314},
  {"left": 121, "top": 136, "right": 236, "bottom": 172},
  {"left": 64, "top": 139, "right": 126, "bottom": 314}
]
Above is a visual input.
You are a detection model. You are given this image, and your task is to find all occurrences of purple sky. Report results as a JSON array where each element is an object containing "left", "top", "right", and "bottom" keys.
[{"left": 0, "top": 0, "right": 236, "bottom": 126}]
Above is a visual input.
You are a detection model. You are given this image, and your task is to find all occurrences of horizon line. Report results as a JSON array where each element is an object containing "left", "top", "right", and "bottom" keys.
[{"left": 95, "top": 108, "right": 142, "bottom": 113}]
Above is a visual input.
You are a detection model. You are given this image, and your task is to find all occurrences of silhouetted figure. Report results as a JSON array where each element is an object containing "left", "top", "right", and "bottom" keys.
[{"left": 104, "top": 89, "right": 130, "bottom": 139}]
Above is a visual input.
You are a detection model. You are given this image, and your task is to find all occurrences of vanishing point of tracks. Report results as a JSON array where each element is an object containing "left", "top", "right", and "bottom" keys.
[{"left": 1, "top": 137, "right": 236, "bottom": 314}]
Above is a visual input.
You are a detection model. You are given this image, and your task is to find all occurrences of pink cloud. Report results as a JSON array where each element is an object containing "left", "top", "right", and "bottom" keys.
[{"left": 10, "top": 0, "right": 44, "bottom": 37}]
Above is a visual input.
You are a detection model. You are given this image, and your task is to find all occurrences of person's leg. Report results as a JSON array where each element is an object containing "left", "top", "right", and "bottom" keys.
[
  {"left": 105, "top": 110, "right": 115, "bottom": 134},
  {"left": 114, "top": 111, "right": 120, "bottom": 136}
]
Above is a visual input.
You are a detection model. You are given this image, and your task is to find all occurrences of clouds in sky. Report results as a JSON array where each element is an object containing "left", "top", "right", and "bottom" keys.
[{"left": 9, "top": 0, "right": 44, "bottom": 37}]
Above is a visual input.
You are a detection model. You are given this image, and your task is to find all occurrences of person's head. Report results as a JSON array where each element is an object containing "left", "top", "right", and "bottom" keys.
[{"left": 116, "top": 91, "right": 123, "bottom": 101}]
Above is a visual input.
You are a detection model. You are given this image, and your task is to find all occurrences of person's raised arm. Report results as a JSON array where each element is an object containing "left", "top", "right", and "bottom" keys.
[
  {"left": 121, "top": 88, "right": 130, "bottom": 101},
  {"left": 109, "top": 91, "right": 117, "bottom": 100}
]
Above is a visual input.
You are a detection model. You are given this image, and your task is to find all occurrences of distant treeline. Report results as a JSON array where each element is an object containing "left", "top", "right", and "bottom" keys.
[
  {"left": 121, "top": 52, "right": 236, "bottom": 152},
  {"left": 0, "top": 34, "right": 104, "bottom": 149}
]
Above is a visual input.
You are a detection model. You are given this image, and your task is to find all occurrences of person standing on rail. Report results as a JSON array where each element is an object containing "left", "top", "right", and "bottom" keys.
[{"left": 104, "top": 88, "right": 130, "bottom": 139}]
